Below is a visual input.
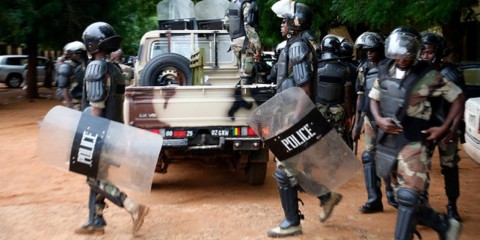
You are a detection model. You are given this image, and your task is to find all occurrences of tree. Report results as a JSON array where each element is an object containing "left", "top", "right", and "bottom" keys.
[
  {"left": 330, "top": 0, "right": 478, "bottom": 61},
  {"left": 0, "top": 0, "right": 159, "bottom": 99}
]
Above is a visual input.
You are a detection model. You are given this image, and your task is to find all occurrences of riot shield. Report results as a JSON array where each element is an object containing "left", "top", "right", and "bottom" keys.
[
  {"left": 38, "top": 106, "right": 163, "bottom": 193},
  {"left": 194, "top": 0, "right": 230, "bottom": 20},
  {"left": 157, "top": 0, "right": 195, "bottom": 20},
  {"left": 247, "top": 87, "right": 361, "bottom": 196}
]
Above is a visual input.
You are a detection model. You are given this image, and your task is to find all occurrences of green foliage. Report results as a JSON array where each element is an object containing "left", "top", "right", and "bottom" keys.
[
  {"left": 331, "top": 0, "right": 476, "bottom": 32},
  {"left": 1, "top": 0, "right": 478, "bottom": 55}
]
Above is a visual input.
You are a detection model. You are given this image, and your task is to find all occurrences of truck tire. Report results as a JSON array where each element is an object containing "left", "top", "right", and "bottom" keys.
[
  {"left": 246, "top": 148, "right": 269, "bottom": 185},
  {"left": 139, "top": 53, "right": 192, "bottom": 86}
]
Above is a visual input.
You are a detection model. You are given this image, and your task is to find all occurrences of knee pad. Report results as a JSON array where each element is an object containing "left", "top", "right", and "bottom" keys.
[
  {"left": 397, "top": 187, "right": 419, "bottom": 208},
  {"left": 361, "top": 151, "right": 375, "bottom": 165},
  {"left": 273, "top": 168, "right": 291, "bottom": 186}
]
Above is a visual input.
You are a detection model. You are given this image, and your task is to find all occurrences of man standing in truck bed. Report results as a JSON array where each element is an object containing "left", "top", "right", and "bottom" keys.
[{"left": 224, "top": 0, "right": 262, "bottom": 85}]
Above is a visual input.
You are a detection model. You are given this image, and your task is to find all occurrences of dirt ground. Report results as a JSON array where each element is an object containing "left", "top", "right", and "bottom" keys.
[{"left": 1, "top": 85, "right": 479, "bottom": 240}]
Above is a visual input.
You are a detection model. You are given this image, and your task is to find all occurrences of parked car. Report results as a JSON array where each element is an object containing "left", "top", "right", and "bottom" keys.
[
  {"left": 0, "top": 55, "right": 50, "bottom": 88},
  {"left": 458, "top": 62, "right": 480, "bottom": 164}
]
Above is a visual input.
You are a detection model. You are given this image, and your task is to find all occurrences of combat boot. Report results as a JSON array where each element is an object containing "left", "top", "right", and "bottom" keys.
[
  {"left": 123, "top": 197, "right": 150, "bottom": 234},
  {"left": 319, "top": 192, "right": 343, "bottom": 222},
  {"left": 417, "top": 204, "right": 462, "bottom": 240},
  {"left": 75, "top": 189, "right": 107, "bottom": 235},
  {"left": 359, "top": 151, "right": 384, "bottom": 213},
  {"left": 442, "top": 165, "right": 462, "bottom": 222},
  {"left": 74, "top": 216, "right": 107, "bottom": 235},
  {"left": 267, "top": 169, "right": 303, "bottom": 238},
  {"left": 447, "top": 202, "right": 461, "bottom": 222}
]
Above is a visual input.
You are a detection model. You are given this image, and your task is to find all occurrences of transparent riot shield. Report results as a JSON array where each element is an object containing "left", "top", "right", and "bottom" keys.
[
  {"left": 157, "top": 0, "right": 195, "bottom": 20},
  {"left": 247, "top": 87, "right": 361, "bottom": 196},
  {"left": 194, "top": 0, "right": 230, "bottom": 20},
  {"left": 38, "top": 106, "right": 163, "bottom": 194}
]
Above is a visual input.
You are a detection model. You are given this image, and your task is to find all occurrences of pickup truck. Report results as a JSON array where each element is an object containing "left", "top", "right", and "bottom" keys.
[{"left": 123, "top": 0, "right": 275, "bottom": 185}]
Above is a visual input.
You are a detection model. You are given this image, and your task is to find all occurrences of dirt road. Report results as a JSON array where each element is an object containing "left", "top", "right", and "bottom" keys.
[{"left": 1, "top": 86, "right": 479, "bottom": 240}]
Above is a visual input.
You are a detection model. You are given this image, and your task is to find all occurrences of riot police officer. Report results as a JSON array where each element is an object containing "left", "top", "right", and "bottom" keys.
[
  {"left": 421, "top": 32, "right": 464, "bottom": 222},
  {"left": 224, "top": 0, "right": 262, "bottom": 85},
  {"left": 74, "top": 22, "right": 149, "bottom": 235},
  {"left": 56, "top": 41, "right": 87, "bottom": 110},
  {"left": 267, "top": 1, "right": 342, "bottom": 237},
  {"left": 352, "top": 32, "right": 398, "bottom": 214},
  {"left": 316, "top": 35, "right": 354, "bottom": 147},
  {"left": 369, "top": 26, "right": 463, "bottom": 239}
]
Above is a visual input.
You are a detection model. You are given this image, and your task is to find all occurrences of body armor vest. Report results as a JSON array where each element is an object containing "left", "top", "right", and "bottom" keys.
[
  {"left": 275, "top": 47, "right": 290, "bottom": 93},
  {"left": 276, "top": 36, "right": 317, "bottom": 99},
  {"left": 378, "top": 59, "right": 431, "bottom": 141},
  {"left": 226, "top": 0, "right": 246, "bottom": 39},
  {"left": 316, "top": 60, "right": 348, "bottom": 105},
  {"left": 70, "top": 61, "right": 85, "bottom": 99}
]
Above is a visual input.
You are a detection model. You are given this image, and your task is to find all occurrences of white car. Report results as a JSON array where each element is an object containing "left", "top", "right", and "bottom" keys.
[
  {"left": 459, "top": 63, "right": 480, "bottom": 164},
  {"left": 464, "top": 98, "right": 480, "bottom": 164},
  {"left": 0, "top": 55, "right": 50, "bottom": 88}
]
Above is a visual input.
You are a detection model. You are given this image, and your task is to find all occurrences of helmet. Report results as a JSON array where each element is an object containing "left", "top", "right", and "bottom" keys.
[
  {"left": 340, "top": 40, "right": 353, "bottom": 59},
  {"left": 421, "top": 32, "right": 447, "bottom": 60},
  {"left": 321, "top": 35, "right": 341, "bottom": 53},
  {"left": 384, "top": 26, "right": 422, "bottom": 59},
  {"left": 292, "top": 3, "right": 313, "bottom": 31},
  {"left": 272, "top": 0, "right": 312, "bottom": 32},
  {"left": 320, "top": 35, "right": 341, "bottom": 60},
  {"left": 64, "top": 41, "right": 86, "bottom": 55},
  {"left": 82, "top": 22, "right": 122, "bottom": 54},
  {"left": 354, "top": 32, "right": 384, "bottom": 50}
]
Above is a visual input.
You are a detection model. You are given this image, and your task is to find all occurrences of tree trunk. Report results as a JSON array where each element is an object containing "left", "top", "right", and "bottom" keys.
[
  {"left": 25, "top": 31, "right": 38, "bottom": 100},
  {"left": 442, "top": 10, "right": 463, "bottom": 62}
]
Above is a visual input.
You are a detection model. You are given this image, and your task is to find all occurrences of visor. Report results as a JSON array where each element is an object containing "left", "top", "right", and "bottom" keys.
[
  {"left": 271, "top": 0, "right": 295, "bottom": 18},
  {"left": 385, "top": 32, "right": 421, "bottom": 59}
]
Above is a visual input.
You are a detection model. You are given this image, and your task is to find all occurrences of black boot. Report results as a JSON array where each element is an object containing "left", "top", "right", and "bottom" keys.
[
  {"left": 417, "top": 203, "right": 462, "bottom": 240},
  {"left": 359, "top": 152, "right": 383, "bottom": 213},
  {"left": 384, "top": 177, "right": 398, "bottom": 208},
  {"left": 267, "top": 168, "right": 303, "bottom": 237},
  {"left": 442, "top": 165, "right": 462, "bottom": 222},
  {"left": 394, "top": 188, "right": 419, "bottom": 240},
  {"left": 75, "top": 189, "right": 107, "bottom": 235}
]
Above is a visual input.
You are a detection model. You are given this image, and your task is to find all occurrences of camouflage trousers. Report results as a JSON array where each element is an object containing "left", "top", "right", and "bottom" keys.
[
  {"left": 86, "top": 177, "right": 126, "bottom": 208},
  {"left": 426, "top": 134, "right": 461, "bottom": 168},
  {"left": 363, "top": 115, "right": 376, "bottom": 155},
  {"left": 396, "top": 142, "right": 430, "bottom": 192},
  {"left": 315, "top": 103, "right": 346, "bottom": 135},
  {"left": 232, "top": 42, "right": 255, "bottom": 79}
]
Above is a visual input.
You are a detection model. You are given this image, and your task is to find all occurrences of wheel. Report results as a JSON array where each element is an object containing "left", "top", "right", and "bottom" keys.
[
  {"left": 246, "top": 148, "right": 269, "bottom": 185},
  {"left": 6, "top": 74, "right": 23, "bottom": 88},
  {"left": 139, "top": 53, "right": 192, "bottom": 86}
]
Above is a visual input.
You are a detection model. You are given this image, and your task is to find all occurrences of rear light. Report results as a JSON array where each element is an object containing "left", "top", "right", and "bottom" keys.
[{"left": 148, "top": 129, "right": 160, "bottom": 134}]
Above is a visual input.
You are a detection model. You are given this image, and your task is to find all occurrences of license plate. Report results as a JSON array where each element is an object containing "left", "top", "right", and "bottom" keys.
[{"left": 211, "top": 129, "right": 229, "bottom": 136}]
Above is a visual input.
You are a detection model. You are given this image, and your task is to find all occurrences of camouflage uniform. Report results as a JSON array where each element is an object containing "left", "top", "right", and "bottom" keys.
[
  {"left": 369, "top": 64, "right": 462, "bottom": 192},
  {"left": 315, "top": 103, "right": 348, "bottom": 137},
  {"left": 76, "top": 22, "right": 148, "bottom": 235},
  {"left": 224, "top": 0, "right": 261, "bottom": 83}
]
